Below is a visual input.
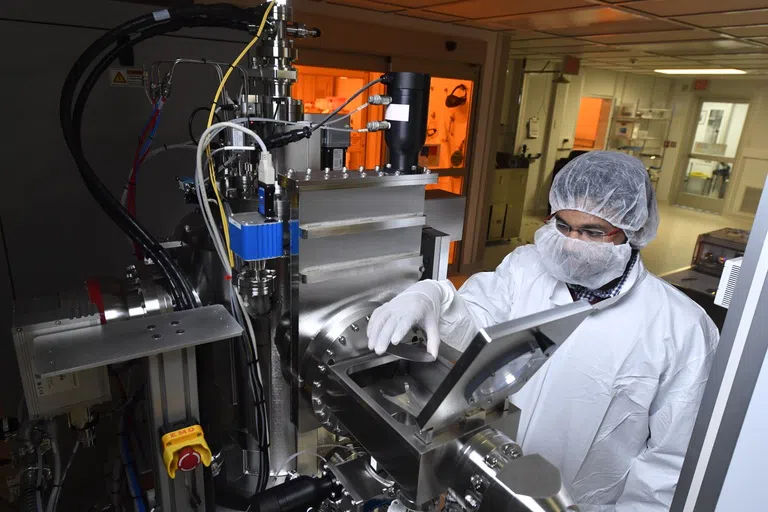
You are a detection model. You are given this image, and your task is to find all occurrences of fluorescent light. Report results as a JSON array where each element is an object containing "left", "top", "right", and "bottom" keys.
[{"left": 654, "top": 69, "right": 747, "bottom": 75}]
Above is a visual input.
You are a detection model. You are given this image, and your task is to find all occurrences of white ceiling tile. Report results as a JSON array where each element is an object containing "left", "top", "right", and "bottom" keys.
[
  {"left": 546, "top": 18, "right": 680, "bottom": 36},
  {"left": 471, "top": 6, "right": 642, "bottom": 31},
  {"left": 622, "top": 39, "right": 763, "bottom": 55},
  {"left": 327, "top": 0, "right": 402, "bottom": 12},
  {"left": 628, "top": 0, "right": 768, "bottom": 17},
  {"left": 720, "top": 25, "right": 768, "bottom": 37},
  {"left": 398, "top": 8, "right": 461, "bottom": 21},
  {"left": 507, "top": 29, "right": 555, "bottom": 40},
  {"left": 508, "top": 38, "right": 595, "bottom": 49},
  {"left": 426, "top": 0, "right": 592, "bottom": 20},
  {"left": 585, "top": 29, "right": 722, "bottom": 45},
  {"left": 675, "top": 10, "right": 768, "bottom": 28},
  {"left": 380, "top": 0, "right": 462, "bottom": 7}
]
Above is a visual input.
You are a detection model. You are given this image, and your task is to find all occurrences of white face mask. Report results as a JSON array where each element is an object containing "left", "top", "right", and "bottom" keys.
[{"left": 534, "top": 222, "right": 632, "bottom": 289}]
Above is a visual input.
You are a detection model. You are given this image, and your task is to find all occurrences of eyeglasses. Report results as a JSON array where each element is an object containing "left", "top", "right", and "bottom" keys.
[{"left": 547, "top": 215, "right": 622, "bottom": 241}]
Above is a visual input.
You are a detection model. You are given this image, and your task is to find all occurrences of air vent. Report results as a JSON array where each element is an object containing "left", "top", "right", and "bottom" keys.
[{"left": 715, "top": 258, "right": 743, "bottom": 309}]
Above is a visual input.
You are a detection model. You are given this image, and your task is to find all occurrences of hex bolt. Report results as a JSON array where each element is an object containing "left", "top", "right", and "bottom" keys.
[
  {"left": 484, "top": 455, "right": 498, "bottom": 468},
  {"left": 470, "top": 474, "right": 485, "bottom": 491},
  {"left": 313, "top": 381, "right": 323, "bottom": 389},
  {"left": 312, "top": 397, "right": 322, "bottom": 406}
]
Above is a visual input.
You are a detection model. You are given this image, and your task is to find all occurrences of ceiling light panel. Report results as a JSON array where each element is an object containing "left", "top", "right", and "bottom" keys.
[
  {"left": 654, "top": 68, "right": 747, "bottom": 74},
  {"left": 426, "top": 0, "right": 592, "bottom": 20},
  {"left": 628, "top": 0, "right": 768, "bottom": 17}
]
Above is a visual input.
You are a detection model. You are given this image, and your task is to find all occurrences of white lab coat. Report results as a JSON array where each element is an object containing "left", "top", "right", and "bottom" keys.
[{"left": 433, "top": 245, "right": 719, "bottom": 511}]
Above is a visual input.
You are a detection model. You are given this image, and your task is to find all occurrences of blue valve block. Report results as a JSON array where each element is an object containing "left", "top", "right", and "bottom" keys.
[{"left": 228, "top": 212, "right": 299, "bottom": 261}]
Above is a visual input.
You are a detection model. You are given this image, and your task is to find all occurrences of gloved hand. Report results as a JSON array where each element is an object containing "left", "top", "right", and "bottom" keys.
[{"left": 367, "top": 281, "right": 443, "bottom": 359}]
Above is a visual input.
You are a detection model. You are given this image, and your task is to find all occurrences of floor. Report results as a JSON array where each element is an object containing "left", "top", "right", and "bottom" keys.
[{"left": 473, "top": 203, "right": 754, "bottom": 279}]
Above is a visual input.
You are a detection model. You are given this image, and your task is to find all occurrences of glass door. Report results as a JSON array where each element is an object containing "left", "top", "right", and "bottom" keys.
[{"left": 675, "top": 100, "right": 750, "bottom": 213}]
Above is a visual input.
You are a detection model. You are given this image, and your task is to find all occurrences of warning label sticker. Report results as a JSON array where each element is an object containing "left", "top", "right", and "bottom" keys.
[
  {"left": 109, "top": 67, "right": 145, "bottom": 88},
  {"left": 36, "top": 373, "right": 79, "bottom": 396}
]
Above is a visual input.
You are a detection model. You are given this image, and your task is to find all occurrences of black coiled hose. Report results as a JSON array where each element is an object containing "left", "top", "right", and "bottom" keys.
[{"left": 59, "top": 4, "right": 267, "bottom": 309}]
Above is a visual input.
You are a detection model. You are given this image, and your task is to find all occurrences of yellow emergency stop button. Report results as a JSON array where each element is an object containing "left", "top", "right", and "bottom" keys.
[{"left": 161, "top": 424, "right": 212, "bottom": 479}]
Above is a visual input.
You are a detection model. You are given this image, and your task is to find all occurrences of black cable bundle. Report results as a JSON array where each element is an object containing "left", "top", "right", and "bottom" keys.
[{"left": 59, "top": 3, "right": 268, "bottom": 309}]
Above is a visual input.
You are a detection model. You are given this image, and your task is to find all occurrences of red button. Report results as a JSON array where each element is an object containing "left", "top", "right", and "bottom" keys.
[{"left": 177, "top": 447, "right": 201, "bottom": 472}]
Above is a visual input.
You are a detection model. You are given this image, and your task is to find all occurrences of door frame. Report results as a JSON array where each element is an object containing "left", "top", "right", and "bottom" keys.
[{"left": 671, "top": 95, "right": 754, "bottom": 214}]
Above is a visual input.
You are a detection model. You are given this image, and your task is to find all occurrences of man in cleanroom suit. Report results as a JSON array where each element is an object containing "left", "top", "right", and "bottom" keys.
[{"left": 367, "top": 151, "right": 719, "bottom": 511}]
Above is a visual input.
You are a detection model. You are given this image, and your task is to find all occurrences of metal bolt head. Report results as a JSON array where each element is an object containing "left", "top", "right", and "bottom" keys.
[
  {"left": 55, "top": 320, "right": 62, "bottom": 326},
  {"left": 342, "top": 166, "right": 347, "bottom": 172},
  {"left": 361, "top": 172, "right": 367, "bottom": 177},
  {"left": 312, "top": 397, "right": 322, "bottom": 406},
  {"left": 465, "top": 494, "right": 479, "bottom": 509},
  {"left": 365, "top": 315, "right": 371, "bottom": 322},
  {"left": 502, "top": 443, "right": 522, "bottom": 459},
  {"left": 374, "top": 165, "right": 380, "bottom": 171},
  {"left": 318, "top": 365, "right": 328, "bottom": 375},
  {"left": 358, "top": 166, "right": 364, "bottom": 172},
  {"left": 394, "top": 171, "right": 401, "bottom": 176},
  {"left": 424, "top": 167, "right": 431, "bottom": 174},
  {"left": 378, "top": 172, "right": 384, "bottom": 177},
  {"left": 15, "top": 327, "right": 22, "bottom": 332},
  {"left": 338, "top": 335, "right": 347, "bottom": 345},
  {"left": 350, "top": 323, "right": 359, "bottom": 332},
  {"left": 411, "top": 165, "right": 418, "bottom": 171},
  {"left": 484, "top": 454, "right": 498, "bottom": 468},
  {"left": 176, "top": 329, "right": 185, "bottom": 335},
  {"left": 152, "top": 333, "right": 162, "bottom": 340},
  {"left": 326, "top": 349, "right": 334, "bottom": 357},
  {"left": 313, "top": 380, "right": 323, "bottom": 388},
  {"left": 306, "top": 167, "right": 312, "bottom": 174},
  {"left": 324, "top": 167, "right": 330, "bottom": 173},
  {"left": 343, "top": 173, "right": 349, "bottom": 179},
  {"left": 470, "top": 474, "right": 485, "bottom": 491},
  {"left": 386, "top": 163, "right": 392, "bottom": 169}
]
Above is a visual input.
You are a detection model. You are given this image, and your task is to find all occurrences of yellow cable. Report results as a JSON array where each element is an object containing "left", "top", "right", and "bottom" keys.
[{"left": 207, "top": 0, "right": 276, "bottom": 268}]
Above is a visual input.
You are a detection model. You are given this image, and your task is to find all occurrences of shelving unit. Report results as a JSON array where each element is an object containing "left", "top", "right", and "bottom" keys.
[{"left": 608, "top": 102, "right": 674, "bottom": 190}]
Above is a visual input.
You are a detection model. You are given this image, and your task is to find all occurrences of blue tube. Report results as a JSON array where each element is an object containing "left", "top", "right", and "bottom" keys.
[{"left": 120, "top": 415, "right": 147, "bottom": 512}]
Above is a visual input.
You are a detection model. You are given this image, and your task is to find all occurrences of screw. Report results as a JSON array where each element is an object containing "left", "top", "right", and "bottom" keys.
[
  {"left": 470, "top": 474, "right": 485, "bottom": 491},
  {"left": 312, "top": 397, "right": 322, "bottom": 406},
  {"left": 324, "top": 167, "right": 330, "bottom": 173},
  {"left": 306, "top": 168, "right": 312, "bottom": 174},
  {"left": 318, "top": 365, "right": 328, "bottom": 375},
  {"left": 338, "top": 335, "right": 347, "bottom": 345},
  {"left": 176, "top": 329, "right": 185, "bottom": 335},
  {"left": 55, "top": 320, "right": 62, "bottom": 325},
  {"left": 361, "top": 172, "right": 367, "bottom": 177},
  {"left": 484, "top": 455, "right": 498, "bottom": 468},
  {"left": 313, "top": 381, "right": 322, "bottom": 388},
  {"left": 152, "top": 334, "right": 162, "bottom": 340},
  {"left": 374, "top": 165, "right": 380, "bottom": 171},
  {"left": 469, "top": 397, "right": 476, "bottom": 404},
  {"left": 287, "top": 168, "right": 294, "bottom": 175},
  {"left": 378, "top": 172, "right": 384, "bottom": 177},
  {"left": 358, "top": 166, "right": 364, "bottom": 172},
  {"left": 326, "top": 349, "right": 334, "bottom": 357},
  {"left": 342, "top": 166, "right": 348, "bottom": 172},
  {"left": 411, "top": 165, "right": 418, "bottom": 171},
  {"left": 465, "top": 494, "right": 479, "bottom": 509},
  {"left": 170, "top": 320, "right": 180, "bottom": 326},
  {"left": 365, "top": 315, "right": 371, "bottom": 322},
  {"left": 15, "top": 328, "right": 22, "bottom": 332},
  {"left": 395, "top": 171, "right": 401, "bottom": 176},
  {"left": 502, "top": 443, "right": 522, "bottom": 459},
  {"left": 386, "top": 163, "right": 392, "bottom": 169},
  {"left": 147, "top": 324, "right": 156, "bottom": 330},
  {"left": 424, "top": 167, "right": 431, "bottom": 174},
  {"left": 184, "top": 224, "right": 192, "bottom": 233},
  {"left": 350, "top": 324, "right": 359, "bottom": 332},
  {"left": 305, "top": 175, "right": 311, "bottom": 181},
  {"left": 343, "top": 173, "right": 349, "bottom": 179}
]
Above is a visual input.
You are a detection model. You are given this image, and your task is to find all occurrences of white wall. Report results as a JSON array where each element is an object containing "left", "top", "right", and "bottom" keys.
[{"left": 516, "top": 62, "right": 674, "bottom": 213}]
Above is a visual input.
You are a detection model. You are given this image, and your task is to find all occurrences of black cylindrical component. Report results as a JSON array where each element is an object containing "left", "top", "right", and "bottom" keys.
[
  {"left": 382, "top": 72, "right": 430, "bottom": 174},
  {"left": 250, "top": 475, "right": 337, "bottom": 512}
]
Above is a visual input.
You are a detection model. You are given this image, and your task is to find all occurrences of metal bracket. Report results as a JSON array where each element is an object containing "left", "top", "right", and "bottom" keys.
[{"left": 32, "top": 305, "right": 243, "bottom": 377}]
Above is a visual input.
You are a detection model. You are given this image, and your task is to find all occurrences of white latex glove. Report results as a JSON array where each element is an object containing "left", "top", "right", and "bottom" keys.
[{"left": 367, "top": 281, "right": 443, "bottom": 359}]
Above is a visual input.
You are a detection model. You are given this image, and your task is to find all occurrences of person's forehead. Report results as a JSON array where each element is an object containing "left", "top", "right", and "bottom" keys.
[{"left": 556, "top": 209, "right": 614, "bottom": 228}]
